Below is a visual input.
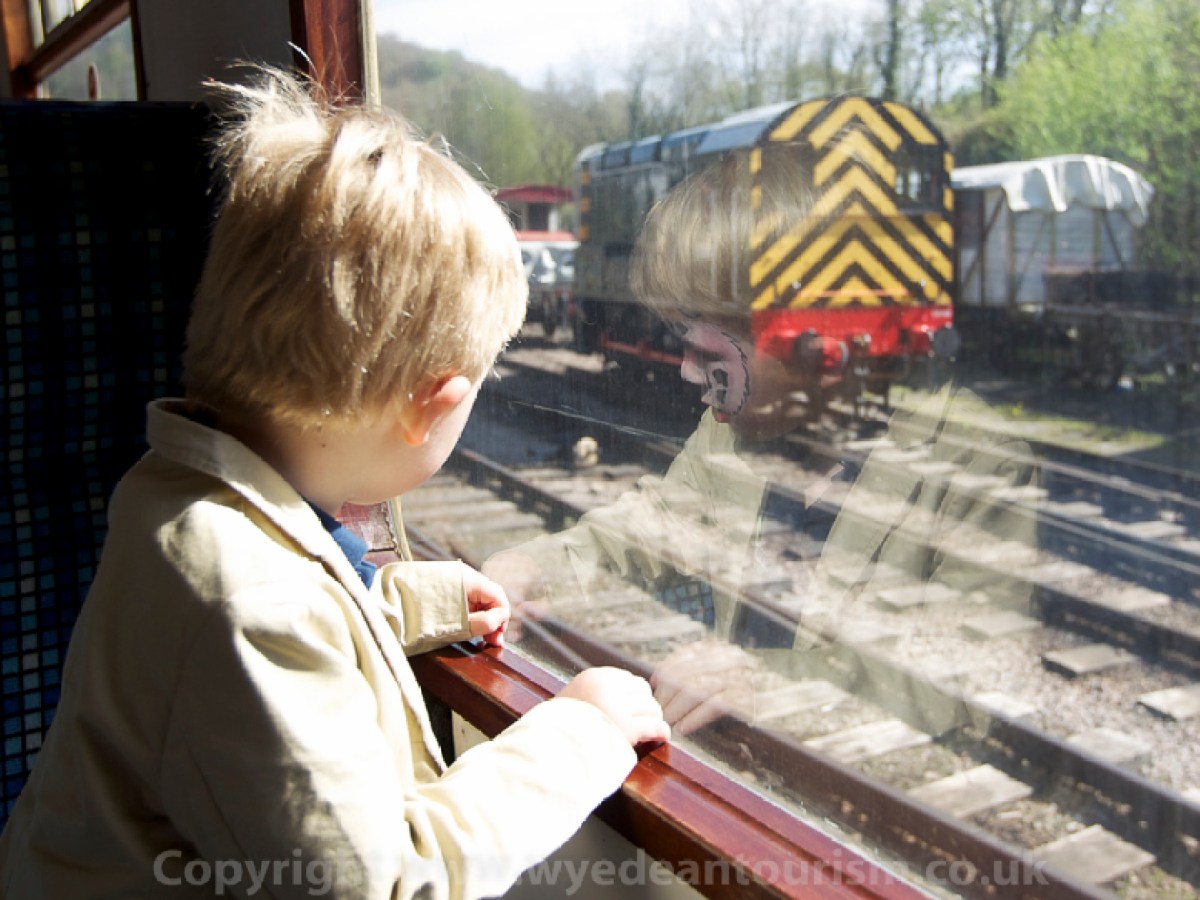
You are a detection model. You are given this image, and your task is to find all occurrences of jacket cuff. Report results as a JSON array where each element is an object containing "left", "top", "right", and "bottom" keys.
[{"left": 376, "top": 560, "right": 472, "bottom": 654}]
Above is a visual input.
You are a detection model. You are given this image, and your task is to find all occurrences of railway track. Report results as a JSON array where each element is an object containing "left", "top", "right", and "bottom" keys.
[
  {"left": 390, "top": 357, "right": 1200, "bottom": 898},
  {"left": 498, "top": 337, "right": 1200, "bottom": 625},
  {"left": 400, "top": 452, "right": 1200, "bottom": 898},
  {"left": 831, "top": 402, "right": 1200, "bottom": 603}
]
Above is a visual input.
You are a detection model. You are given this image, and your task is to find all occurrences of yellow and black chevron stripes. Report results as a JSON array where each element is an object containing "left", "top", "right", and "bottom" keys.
[
  {"left": 752, "top": 96, "right": 953, "bottom": 312},
  {"left": 768, "top": 99, "right": 827, "bottom": 143},
  {"left": 814, "top": 129, "right": 895, "bottom": 190},
  {"left": 751, "top": 209, "right": 951, "bottom": 309},
  {"left": 772, "top": 96, "right": 940, "bottom": 151}
]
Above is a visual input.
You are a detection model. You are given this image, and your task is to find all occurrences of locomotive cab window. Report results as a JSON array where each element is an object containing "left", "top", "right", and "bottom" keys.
[{"left": 892, "top": 148, "right": 944, "bottom": 211}]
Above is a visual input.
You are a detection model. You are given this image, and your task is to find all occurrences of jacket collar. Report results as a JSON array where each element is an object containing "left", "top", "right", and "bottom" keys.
[{"left": 145, "top": 399, "right": 360, "bottom": 584}]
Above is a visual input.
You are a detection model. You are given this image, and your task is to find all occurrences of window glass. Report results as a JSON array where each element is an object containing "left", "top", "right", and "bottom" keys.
[
  {"left": 373, "top": 2, "right": 1200, "bottom": 896},
  {"left": 40, "top": 17, "right": 135, "bottom": 100},
  {"left": 28, "top": 0, "right": 92, "bottom": 46}
]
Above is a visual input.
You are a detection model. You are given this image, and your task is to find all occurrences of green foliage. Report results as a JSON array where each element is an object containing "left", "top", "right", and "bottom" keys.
[
  {"left": 1000, "top": 3, "right": 1150, "bottom": 163},
  {"left": 379, "top": 37, "right": 540, "bottom": 188},
  {"left": 998, "top": 0, "right": 1200, "bottom": 271},
  {"left": 377, "top": 36, "right": 628, "bottom": 191},
  {"left": 372, "top": 9, "right": 1197, "bottom": 273},
  {"left": 943, "top": 109, "right": 1018, "bottom": 165}
]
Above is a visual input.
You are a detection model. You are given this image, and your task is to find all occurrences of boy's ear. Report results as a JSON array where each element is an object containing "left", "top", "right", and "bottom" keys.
[{"left": 397, "top": 374, "right": 474, "bottom": 446}]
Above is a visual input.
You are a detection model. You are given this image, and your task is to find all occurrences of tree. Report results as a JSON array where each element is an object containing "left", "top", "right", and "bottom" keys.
[
  {"left": 716, "top": 0, "right": 773, "bottom": 109},
  {"left": 815, "top": 21, "right": 874, "bottom": 94},
  {"left": 774, "top": 3, "right": 811, "bottom": 100},
  {"left": 530, "top": 71, "right": 629, "bottom": 186},
  {"left": 877, "top": 0, "right": 904, "bottom": 100},
  {"left": 912, "top": 0, "right": 973, "bottom": 105},
  {"left": 1000, "top": 0, "right": 1200, "bottom": 271},
  {"left": 377, "top": 37, "right": 546, "bottom": 187}
]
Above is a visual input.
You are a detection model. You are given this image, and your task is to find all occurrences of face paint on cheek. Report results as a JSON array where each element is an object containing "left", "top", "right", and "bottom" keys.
[
  {"left": 684, "top": 325, "right": 752, "bottom": 418},
  {"left": 710, "top": 368, "right": 729, "bottom": 408}
]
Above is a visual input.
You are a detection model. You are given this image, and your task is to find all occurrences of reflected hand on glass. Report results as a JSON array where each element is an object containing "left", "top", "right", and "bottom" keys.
[
  {"left": 649, "top": 639, "right": 758, "bottom": 735},
  {"left": 481, "top": 550, "right": 547, "bottom": 642}
]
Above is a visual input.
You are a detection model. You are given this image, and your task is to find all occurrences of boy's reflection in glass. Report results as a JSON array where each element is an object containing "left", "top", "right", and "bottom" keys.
[{"left": 484, "top": 144, "right": 1039, "bottom": 738}]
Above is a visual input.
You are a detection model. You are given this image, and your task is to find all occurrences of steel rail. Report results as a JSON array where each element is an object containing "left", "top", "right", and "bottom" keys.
[{"left": 430, "top": 449, "right": 1199, "bottom": 893}]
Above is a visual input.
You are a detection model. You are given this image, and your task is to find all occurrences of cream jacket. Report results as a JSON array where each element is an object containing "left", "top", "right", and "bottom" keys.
[{"left": 0, "top": 400, "right": 636, "bottom": 899}]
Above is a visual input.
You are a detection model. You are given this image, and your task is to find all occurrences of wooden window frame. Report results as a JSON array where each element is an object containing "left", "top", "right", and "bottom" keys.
[
  {"left": 288, "top": 0, "right": 365, "bottom": 101},
  {"left": 411, "top": 641, "right": 924, "bottom": 899},
  {"left": 1, "top": 0, "right": 363, "bottom": 100},
  {"left": 2, "top": 0, "right": 132, "bottom": 98}
]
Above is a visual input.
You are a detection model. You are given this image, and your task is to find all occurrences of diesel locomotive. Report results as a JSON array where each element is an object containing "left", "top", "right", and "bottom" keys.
[{"left": 570, "top": 95, "right": 960, "bottom": 406}]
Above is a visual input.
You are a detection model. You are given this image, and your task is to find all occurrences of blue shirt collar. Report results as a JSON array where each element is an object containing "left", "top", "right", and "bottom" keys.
[{"left": 307, "top": 502, "right": 377, "bottom": 588}]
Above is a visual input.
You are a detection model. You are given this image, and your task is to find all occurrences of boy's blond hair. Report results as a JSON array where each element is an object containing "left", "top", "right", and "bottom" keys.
[
  {"left": 184, "top": 68, "right": 526, "bottom": 429},
  {"left": 630, "top": 144, "right": 816, "bottom": 332}
]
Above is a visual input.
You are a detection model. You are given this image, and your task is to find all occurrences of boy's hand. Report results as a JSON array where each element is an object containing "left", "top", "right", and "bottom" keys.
[
  {"left": 559, "top": 667, "right": 671, "bottom": 747},
  {"left": 462, "top": 567, "right": 511, "bottom": 648}
]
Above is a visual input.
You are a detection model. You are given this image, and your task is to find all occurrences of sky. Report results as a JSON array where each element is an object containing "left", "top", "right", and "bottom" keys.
[{"left": 370, "top": 0, "right": 694, "bottom": 90}]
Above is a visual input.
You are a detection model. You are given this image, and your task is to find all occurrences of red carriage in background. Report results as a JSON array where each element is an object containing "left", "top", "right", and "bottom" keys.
[{"left": 495, "top": 184, "right": 579, "bottom": 338}]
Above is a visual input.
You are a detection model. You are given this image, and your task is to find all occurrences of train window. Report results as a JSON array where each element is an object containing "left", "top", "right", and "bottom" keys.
[
  {"left": 33, "top": 0, "right": 77, "bottom": 40},
  {"left": 1, "top": 0, "right": 135, "bottom": 98},
  {"left": 0, "top": 1, "right": 1191, "bottom": 894},
  {"left": 41, "top": 16, "right": 135, "bottom": 99},
  {"left": 365, "top": 5, "right": 1199, "bottom": 897},
  {"left": 890, "top": 148, "right": 942, "bottom": 211}
]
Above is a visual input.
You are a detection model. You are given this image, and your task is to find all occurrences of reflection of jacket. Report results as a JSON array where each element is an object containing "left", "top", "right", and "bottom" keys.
[
  {"left": 518, "top": 412, "right": 763, "bottom": 638},
  {"left": 519, "top": 408, "right": 767, "bottom": 636},
  {"left": 787, "top": 384, "right": 1039, "bottom": 736},
  {"left": 515, "top": 384, "right": 1037, "bottom": 647},
  {"left": 807, "top": 383, "right": 1039, "bottom": 641},
  {"left": 0, "top": 400, "right": 634, "bottom": 900}
]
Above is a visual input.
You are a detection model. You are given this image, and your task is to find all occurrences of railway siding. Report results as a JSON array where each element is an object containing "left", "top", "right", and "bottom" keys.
[
  {"left": 373, "top": 338, "right": 1200, "bottom": 896},
  {"left": 394, "top": 443, "right": 1200, "bottom": 897}
]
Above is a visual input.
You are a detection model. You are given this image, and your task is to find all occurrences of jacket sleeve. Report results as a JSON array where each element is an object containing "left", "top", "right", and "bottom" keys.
[
  {"left": 815, "top": 387, "right": 1039, "bottom": 609},
  {"left": 375, "top": 560, "right": 473, "bottom": 656},
  {"left": 159, "top": 579, "right": 636, "bottom": 900}
]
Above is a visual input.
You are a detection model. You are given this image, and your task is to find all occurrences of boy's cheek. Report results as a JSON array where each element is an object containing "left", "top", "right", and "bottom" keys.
[{"left": 682, "top": 325, "right": 753, "bottom": 416}]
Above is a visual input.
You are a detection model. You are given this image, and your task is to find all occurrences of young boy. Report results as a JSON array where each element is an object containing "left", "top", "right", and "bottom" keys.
[{"left": 0, "top": 68, "right": 668, "bottom": 899}]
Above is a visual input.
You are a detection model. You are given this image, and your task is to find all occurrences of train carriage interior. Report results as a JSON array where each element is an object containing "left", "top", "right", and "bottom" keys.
[{"left": 3, "top": 1, "right": 1200, "bottom": 898}]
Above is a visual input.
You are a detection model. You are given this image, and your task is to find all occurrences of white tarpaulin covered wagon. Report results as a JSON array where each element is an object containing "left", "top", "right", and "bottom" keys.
[
  {"left": 950, "top": 155, "right": 1186, "bottom": 386},
  {"left": 953, "top": 154, "right": 1154, "bottom": 311}
]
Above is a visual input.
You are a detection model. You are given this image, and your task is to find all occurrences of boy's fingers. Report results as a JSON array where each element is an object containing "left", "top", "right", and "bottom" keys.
[
  {"left": 468, "top": 590, "right": 507, "bottom": 612},
  {"left": 636, "top": 713, "right": 672, "bottom": 745},
  {"left": 469, "top": 607, "right": 509, "bottom": 637}
]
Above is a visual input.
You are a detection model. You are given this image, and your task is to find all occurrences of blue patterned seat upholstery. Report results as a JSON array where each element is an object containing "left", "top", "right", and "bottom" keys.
[{"left": 0, "top": 101, "right": 214, "bottom": 822}]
